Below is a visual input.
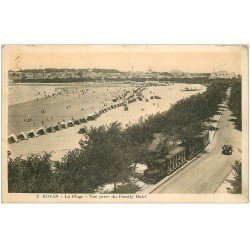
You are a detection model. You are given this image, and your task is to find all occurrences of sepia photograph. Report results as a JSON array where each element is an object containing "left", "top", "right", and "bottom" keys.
[{"left": 1, "top": 44, "right": 248, "bottom": 203}]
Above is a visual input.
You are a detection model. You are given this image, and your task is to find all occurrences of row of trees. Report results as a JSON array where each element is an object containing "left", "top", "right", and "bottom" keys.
[
  {"left": 8, "top": 82, "right": 229, "bottom": 193},
  {"left": 228, "top": 80, "right": 242, "bottom": 131}
]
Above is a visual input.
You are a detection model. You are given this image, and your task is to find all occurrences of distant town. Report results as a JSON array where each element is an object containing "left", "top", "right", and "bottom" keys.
[{"left": 8, "top": 68, "right": 240, "bottom": 84}]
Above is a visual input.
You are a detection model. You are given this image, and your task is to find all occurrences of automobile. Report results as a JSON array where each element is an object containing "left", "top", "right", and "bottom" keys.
[{"left": 222, "top": 144, "right": 233, "bottom": 155}]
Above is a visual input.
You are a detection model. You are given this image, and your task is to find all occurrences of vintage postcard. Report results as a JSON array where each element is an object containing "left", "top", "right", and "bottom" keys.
[{"left": 1, "top": 45, "right": 248, "bottom": 203}]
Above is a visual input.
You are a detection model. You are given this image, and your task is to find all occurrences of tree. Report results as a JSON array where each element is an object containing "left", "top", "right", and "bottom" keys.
[
  {"left": 55, "top": 148, "right": 105, "bottom": 193},
  {"left": 8, "top": 153, "right": 59, "bottom": 193},
  {"left": 227, "top": 161, "right": 242, "bottom": 194},
  {"left": 83, "top": 122, "right": 136, "bottom": 192}
]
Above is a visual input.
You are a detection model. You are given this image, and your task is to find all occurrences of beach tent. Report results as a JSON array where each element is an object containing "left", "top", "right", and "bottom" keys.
[
  {"left": 86, "top": 114, "right": 95, "bottom": 121},
  {"left": 94, "top": 112, "right": 100, "bottom": 118},
  {"left": 80, "top": 118, "right": 87, "bottom": 123},
  {"left": 27, "top": 130, "right": 37, "bottom": 138},
  {"left": 74, "top": 119, "right": 81, "bottom": 125},
  {"left": 60, "top": 122, "right": 67, "bottom": 129},
  {"left": 67, "top": 120, "right": 75, "bottom": 127},
  {"left": 8, "top": 134, "right": 18, "bottom": 144},
  {"left": 53, "top": 124, "right": 62, "bottom": 131},
  {"left": 78, "top": 127, "right": 87, "bottom": 134},
  {"left": 37, "top": 127, "right": 46, "bottom": 136},
  {"left": 46, "top": 126, "right": 56, "bottom": 133},
  {"left": 17, "top": 132, "right": 28, "bottom": 141},
  {"left": 107, "top": 106, "right": 112, "bottom": 110}
]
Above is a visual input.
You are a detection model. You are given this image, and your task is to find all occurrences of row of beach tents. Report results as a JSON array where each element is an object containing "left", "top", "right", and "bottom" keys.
[{"left": 8, "top": 101, "right": 126, "bottom": 144}]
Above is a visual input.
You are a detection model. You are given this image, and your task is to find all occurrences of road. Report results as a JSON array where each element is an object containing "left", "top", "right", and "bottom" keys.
[{"left": 152, "top": 106, "right": 242, "bottom": 194}]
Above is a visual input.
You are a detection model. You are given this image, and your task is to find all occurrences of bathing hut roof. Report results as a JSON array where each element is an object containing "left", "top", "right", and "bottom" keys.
[
  {"left": 8, "top": 133, "right": 18, "bottom": 142},
  {"left": 27, "top": 130, "right": 37, "bottom": 136},
  {"left": 87, "top": 114, "right": 94, "bottom": 118},
  {"left": 80, "top": 117, "right": 87, "bottom": 121},
  {"left": 8, "top": 133, "right": 17, "bottom": 138},
  {"left": 53, "top": 123, "right": 62, "bottom": 129},
  {"left": 66, "top": 120, "right": 75, "bottom": 127},
  {"left": 37, "top": 127, "right": 46, "bottom": 132},
  {"left": 18, "top": 131, "right": 28, "bottom": 137},
  {"left": 17, "top": 131, "right": 28, "bottom": 140},
  {"left": 74, "top": 119, "right": 81, "bottom": 123},
  {"left": 46, "top": 126, "right": 56, "bottom": 133}
]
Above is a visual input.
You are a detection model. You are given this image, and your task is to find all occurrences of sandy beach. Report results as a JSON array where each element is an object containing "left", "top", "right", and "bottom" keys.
[
  {"left": 8, "top": 83, "right": 205, "bottom": 160},
  {"left": 9, "top": 83, "right": 133, "bottom": 134}
]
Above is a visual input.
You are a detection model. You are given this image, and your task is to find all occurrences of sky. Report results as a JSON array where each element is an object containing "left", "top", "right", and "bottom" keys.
[{"left": 5, "top": 45, "right": 244, "bottom": 73}]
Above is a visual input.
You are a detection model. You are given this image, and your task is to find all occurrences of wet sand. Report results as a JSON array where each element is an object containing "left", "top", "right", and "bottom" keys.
[{"left": 8, "top": 83, "right": 205, "bottom": 161}]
